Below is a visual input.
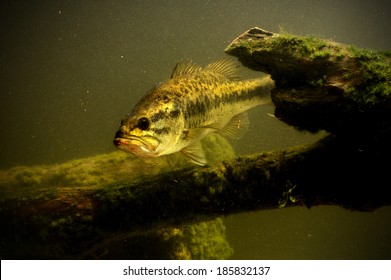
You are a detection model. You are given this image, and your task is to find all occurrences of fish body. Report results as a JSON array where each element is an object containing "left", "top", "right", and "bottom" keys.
[{"left": 114, "top": 59, "right": 274, "bottom": 165}]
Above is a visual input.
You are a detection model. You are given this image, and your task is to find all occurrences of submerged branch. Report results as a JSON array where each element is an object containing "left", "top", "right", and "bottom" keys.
[
  {"left": 225, "top": 27, "right": 391, "bottom": 141},
  {"left": 1, "top": 135, "right": 390, "bottom": 258}
]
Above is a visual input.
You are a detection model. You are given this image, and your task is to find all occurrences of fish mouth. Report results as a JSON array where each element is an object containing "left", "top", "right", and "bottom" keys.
[{"left": 113, "top": 136, "right": 158, "bottom": 157}]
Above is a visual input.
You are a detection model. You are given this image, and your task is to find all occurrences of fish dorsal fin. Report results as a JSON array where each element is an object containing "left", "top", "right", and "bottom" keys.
[
  {"left": 171, "top": 59, "right": 240, "bottom": 81},
  {"left": 171, "top": 61, "right": 202, "bottom": 78},
  {"left": 180, "top": 140, "right": 207, "bottom": 166},
  {"left": 204, "top": 59, "right": 240, "bottom": 81},
  {"left": 219, "top": 111, "right": 250, "bottom": 139}
]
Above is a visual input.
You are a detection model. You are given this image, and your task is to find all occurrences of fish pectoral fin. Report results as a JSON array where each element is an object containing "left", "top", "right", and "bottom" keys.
[
  {"left": 183, "top": 127, "right": 216, "bottom": 141},
  {"left": 180, "top": 141, "right": 207, "bottom": 166},
  {"left": 219, "top": 111, "right": 250, "bottom": 139}
]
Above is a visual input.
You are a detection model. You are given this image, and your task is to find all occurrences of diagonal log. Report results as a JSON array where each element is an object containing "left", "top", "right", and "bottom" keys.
[
  {"left": 1, "top": 135, "right": 389, "bottom": 258},
  {"left": 225, "top": 27, "right": 391, "bottom": 140}
]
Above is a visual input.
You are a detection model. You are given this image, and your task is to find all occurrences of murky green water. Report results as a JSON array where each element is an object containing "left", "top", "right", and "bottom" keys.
[{"left": 1, "top": 0, "right": 390, "bottom": 259}]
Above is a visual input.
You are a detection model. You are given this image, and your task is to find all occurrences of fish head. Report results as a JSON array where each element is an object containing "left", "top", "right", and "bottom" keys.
[{"left": 113, "top": 94, "right": 184, "bottom": 157}]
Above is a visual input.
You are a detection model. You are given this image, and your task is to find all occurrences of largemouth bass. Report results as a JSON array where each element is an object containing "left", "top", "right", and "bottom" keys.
[{"left": 114, "top": 59, "right": 274, "bottom": 165}]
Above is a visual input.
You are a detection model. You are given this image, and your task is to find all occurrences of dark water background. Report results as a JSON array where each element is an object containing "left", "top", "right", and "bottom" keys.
[{"left": 1, "top": 0, "right": 391, "bottom": 259}]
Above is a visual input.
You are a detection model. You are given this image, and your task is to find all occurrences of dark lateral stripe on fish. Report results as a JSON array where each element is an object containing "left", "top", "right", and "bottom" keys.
[
  {"left": 151, "top": 127, "right": 171, "bottom": 134},
  {"left": 150, "top": 108, "right": 181, "bottom": 123},
  {"left": 170, "top": 109, "right": 181, "bottom": 118},
  {"left": 183, "top": 88, "right": 259, "bottom": 121},
  {"left": 150, "top": 112, "right": 165, "bottom": 122},
  {"left": 185, "top": 98, "right": 207, "bottom": 118}
]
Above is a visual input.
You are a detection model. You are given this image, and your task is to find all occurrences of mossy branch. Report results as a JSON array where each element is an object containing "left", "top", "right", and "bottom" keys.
[
  {"left": 225, "top": 27, "right": 391, "bottom": 139},
  {"left": 1, "top": 135, "right": 390, "bottom": 258}
]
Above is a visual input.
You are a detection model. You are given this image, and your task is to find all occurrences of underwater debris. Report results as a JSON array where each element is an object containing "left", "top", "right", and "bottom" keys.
[
  {"left": 80, "top": 218, "right": 233, "bottom": 260},
  {"left": 0, "top": 134, "right": 236, "bottom": 259},
  {"left": 226, "top": 27, "right": 391, "bottom": 138}
]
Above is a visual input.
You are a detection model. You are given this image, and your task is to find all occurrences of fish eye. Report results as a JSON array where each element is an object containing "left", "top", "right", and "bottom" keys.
[{"left": 137, "top": 117, "right": 150, "bottom": 130}]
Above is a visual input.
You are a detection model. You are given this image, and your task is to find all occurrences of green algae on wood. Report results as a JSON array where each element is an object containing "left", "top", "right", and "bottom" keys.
[
  {"left": 346, "top": 46, "right": 391, "bottom": 106},
  {"left": 0, "top": 134, "right": 235, "bottom": 259},
  {"left": 80, "top": 218, "right": 233, "bottom": 260},
  {"left": 225, "top": 27, "right": 391, "bottom": 138},
  {"left": 1, "top": 134, "right": 390, "bottom": 259}
]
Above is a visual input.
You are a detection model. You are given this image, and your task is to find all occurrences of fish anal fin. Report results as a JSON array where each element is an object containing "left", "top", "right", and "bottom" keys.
[
  {"left": 219, "top": 112, "right": 250, "bottom": 139},
  {"left": 180, "top": 141, "right": 207, "bottom": 166}
]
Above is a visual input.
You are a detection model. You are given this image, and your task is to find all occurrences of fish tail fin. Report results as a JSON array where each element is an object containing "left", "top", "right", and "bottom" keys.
[
  {"left": 254, "top": 75, "right": 274, "bottom": 105},
  {"left": 258, "top": 75, "right": 275, "bottom": 96}
]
